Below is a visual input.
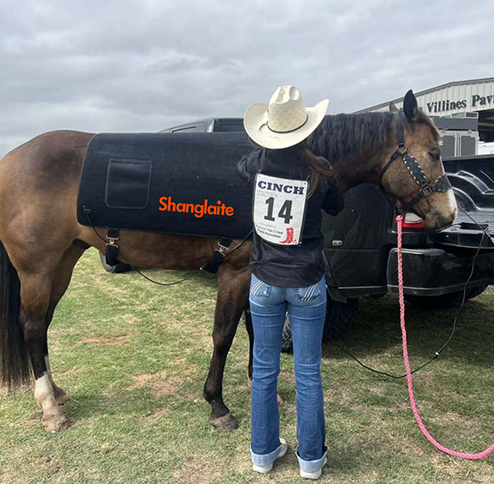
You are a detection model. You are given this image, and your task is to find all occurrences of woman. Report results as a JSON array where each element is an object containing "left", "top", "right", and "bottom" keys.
[{"left": 237, "top": 85, "right": 345, "bottom": 480}]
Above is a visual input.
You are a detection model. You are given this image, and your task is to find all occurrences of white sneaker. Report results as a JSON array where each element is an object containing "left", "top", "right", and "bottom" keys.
[
  {"left": 252, "top": 438, "right": 288, "bottom": 474},
  {"left": 300, "top": 455, "right": 328, "bottom": 480}
]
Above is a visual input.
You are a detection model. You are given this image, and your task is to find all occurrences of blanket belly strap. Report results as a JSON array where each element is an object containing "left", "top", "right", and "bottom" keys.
[
  {"left": 200, "top": 238, "right": 233, "bottom": 273},
  {"left": 105, "top": 227, "right": 120, "bottom": 266}
]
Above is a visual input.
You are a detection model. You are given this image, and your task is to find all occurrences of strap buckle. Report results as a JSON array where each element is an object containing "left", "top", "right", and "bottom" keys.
[
  {"left": 105, "top": 228, "right": 120, "bottom": 267},
  {"left": 200, "top": 238, "right": 233, "bottom": 273},
  {"left": 217, "top": 243, "right": 229, "bottom": 254},
  {"left": 106, "top": 236, "right": 119, "bottom": 245},
  {"left": 420, "top": 185, "right": 433, "bottom": 197},
  {"left": 106, "top": 227, "right": 120, "bottom": 246}
]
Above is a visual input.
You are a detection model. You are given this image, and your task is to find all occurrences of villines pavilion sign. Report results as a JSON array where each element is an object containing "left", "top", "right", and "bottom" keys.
[{"left": 425, "top": 93, "right": 494, "bottom": 114}]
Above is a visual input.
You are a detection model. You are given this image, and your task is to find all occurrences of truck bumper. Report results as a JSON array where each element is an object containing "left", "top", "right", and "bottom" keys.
[{"left": 386, "top": 248, "right": 494, "bottom": 296}]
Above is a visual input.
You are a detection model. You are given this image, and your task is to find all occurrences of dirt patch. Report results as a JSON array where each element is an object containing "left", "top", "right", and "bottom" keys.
[
  {"left": 169, "top": 358, "right": 187, "bottom": 367},
  {"left": 35, "top": 456, "right": 63, "bottom": 478},
  {"left": 0, "top": 471, "right": 28, "bottom": 484},
  {"left": 173, "top": 456, "right": 222, "bottom": 484},
  {"left": 153, "top": 379, "right": 179, "bottom": 397},
  {"left": 387, "top": 402, "right": 409, "bottom": 413},
  {"left": 428, "top": 410, "right": 484, "bottom": 435},
  {"left": 368, "top": 385, "right": 386, "bottom": 396},
  {"left": 130, "top": 371, "right": 167, "bottom": 388},
  {"left": 75, "top": 335, "right": 129, "bottom": 347},
  {"left": 140, "top": 407, "right": 172, "bottom": 424},
  {"left": 129, "top": 370, "right": 192, "bottom": 398}
]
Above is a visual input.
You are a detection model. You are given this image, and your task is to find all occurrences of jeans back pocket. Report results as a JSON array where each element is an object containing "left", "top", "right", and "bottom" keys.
[
  {"left": 295, "top": 282, "right": 322, "bottom": 301},
  {"left": 251, "top": 278, "right": 272, "bottom": 297}
]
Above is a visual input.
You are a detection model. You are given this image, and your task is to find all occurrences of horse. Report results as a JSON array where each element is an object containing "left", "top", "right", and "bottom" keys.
[{"left": 0, "top": 90, "right": 457, "bottom": 432}]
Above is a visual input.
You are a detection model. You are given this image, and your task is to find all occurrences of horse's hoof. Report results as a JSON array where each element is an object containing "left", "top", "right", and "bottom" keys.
[
  {"left": 42, "top": 410, "right": 71, "bottom": 433},
  {"left": 54, "top": 390, "right": 71, "bottom": 406},
  {"left": 210, "top": 412, "right": 238, "bottom": 430}
]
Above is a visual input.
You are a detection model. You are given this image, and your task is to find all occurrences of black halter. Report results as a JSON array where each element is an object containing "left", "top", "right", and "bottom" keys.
[{"left": 378, "top": 112, "right": 452, "bottom": 216}]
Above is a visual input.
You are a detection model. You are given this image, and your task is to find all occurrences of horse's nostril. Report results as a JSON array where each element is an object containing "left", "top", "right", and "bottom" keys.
[{"left": 435, "top": 211, "right": 455, "bottom": 229}]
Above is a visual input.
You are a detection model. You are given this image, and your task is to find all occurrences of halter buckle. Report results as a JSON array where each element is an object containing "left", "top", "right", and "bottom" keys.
[{"left": 420, "top": 185, "right": 433, "bottom": 197}]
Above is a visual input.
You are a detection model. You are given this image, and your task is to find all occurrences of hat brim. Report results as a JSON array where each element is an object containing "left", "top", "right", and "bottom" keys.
[{"left": 243, "top": 98, "right": 329, "bottom": 149}]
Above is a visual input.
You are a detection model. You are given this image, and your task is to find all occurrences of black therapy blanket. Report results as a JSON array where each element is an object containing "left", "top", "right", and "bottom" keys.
[{"left": 77, "top": 132, "right": 256, "bottom": 239}]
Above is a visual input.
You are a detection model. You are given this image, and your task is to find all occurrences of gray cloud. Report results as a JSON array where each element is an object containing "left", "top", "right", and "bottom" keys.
[{"left": 1, "top": 0, "right": 493, "bottom": 157}]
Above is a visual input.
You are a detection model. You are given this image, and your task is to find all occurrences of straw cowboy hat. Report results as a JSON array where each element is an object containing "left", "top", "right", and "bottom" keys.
[{"left": 243, "top": 85, "right": 329, "bottom": 149}]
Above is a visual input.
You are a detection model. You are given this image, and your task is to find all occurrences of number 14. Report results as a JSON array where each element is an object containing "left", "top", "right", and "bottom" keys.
[{"left": 264, "top": 197, "right": 293, "bottom": 224}]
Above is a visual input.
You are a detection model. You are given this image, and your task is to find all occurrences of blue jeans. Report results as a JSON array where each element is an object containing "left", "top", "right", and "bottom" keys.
[{"left": 249, "top": 272, "right": 328, "bottom": 474}]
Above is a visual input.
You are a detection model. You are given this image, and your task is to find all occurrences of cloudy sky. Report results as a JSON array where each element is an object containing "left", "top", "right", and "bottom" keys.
[{"left": 1, "top": 0, "right": 493, "bottom": 158}]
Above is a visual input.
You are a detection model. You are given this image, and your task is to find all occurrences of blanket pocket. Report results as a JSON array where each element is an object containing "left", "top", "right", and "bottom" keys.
[{"left": 105, "top": 159, "right": 152, "bottom": 209}]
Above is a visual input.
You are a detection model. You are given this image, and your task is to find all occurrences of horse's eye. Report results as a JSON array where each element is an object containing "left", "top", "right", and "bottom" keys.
[{"left": 429, "top": 151, "right": 441, "bottom": 161}]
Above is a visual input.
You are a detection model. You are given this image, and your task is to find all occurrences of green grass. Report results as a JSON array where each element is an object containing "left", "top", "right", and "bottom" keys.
[{"left": 1, "top": 247, "right": 494, "bottom": 483}]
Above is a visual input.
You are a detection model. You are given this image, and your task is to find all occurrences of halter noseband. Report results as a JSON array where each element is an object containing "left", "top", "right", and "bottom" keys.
[{"left": 378, "top": 112, "right": 452, "bottom": 215}]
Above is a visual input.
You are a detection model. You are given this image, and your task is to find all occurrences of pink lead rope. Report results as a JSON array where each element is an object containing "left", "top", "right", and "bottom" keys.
[{"left": 396, "top": 214, "right": 494, "bottom": 460}]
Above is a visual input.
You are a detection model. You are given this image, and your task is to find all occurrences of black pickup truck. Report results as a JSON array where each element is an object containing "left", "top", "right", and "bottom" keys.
[
  {"left": 103, "top": 118, "right": 494, "bottom": 348},
  {"left": 326, "top": 155, "right": 494, "bottom": 300},
  {"left": 309, "top": 153, "right": 494, "bottom": 351}
]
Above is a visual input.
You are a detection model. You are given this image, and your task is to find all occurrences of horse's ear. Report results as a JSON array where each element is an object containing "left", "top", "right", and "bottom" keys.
[
  {"left": 403, "top": 90, "right": 418, "bottom": 120},
  {"left": 389, "top": 102, "right": 399, "bottom": 112}
]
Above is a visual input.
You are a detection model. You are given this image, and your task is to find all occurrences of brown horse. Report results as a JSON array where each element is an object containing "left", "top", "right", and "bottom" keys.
[{"left": 0, "top": 90, "right": 457, "bottom": 432}]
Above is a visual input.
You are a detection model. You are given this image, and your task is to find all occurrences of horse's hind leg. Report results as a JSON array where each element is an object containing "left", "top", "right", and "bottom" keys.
[
  {"left": 18, "top": 269, "right": 71, "bottom": 432},
  {"left": 15, "top": 243, "right": 85, "bottom": 432},
  {"left": 43, "top": 343, "right": 70, "bottom": 405},
  {"left": 44, "top": 243, "right": 87, "bottom": 406}
]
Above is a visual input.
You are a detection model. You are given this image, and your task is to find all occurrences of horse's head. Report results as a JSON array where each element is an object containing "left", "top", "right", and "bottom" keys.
[{"left": 379, "top": 90, "right": 458, "bottom": 231}]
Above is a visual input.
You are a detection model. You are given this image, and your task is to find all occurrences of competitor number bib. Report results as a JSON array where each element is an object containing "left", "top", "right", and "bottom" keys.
[{"left": 253, "top": 173, "right": 309, "bottom": 246}]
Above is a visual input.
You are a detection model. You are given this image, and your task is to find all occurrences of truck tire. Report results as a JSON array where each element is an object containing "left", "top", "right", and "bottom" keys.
[
  {"left": 281, "top": 297, "right": 359, "bottom": 353},
  {"left": 405, "top": 284, "right": 489, "bottom": 310},
  {"left": 466, "top": 284, "right": 489, "bottom": 300},
  {"left": 99, "top": 251, "right": 132, "bottom": 274},
  {"left": 281, "top": 313, "right": 294, "bottom": 353},
  {"left": 323, "top": 298, "right": 359, "bottom": 342}
]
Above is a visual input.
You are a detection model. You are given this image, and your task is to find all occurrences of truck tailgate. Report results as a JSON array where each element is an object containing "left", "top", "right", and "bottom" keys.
[{"left": 438, "top": 154, "right": 494, "bottom": 250}]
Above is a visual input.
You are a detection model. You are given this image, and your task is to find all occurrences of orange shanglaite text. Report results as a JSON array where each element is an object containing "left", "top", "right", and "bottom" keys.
[{"left": 158, "top": 197, "right": 234, "bottom": 218}]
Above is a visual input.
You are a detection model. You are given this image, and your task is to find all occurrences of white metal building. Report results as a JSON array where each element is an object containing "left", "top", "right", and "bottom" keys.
[{"left": 355, "top": 78, "right": 494, "bottom": 154}]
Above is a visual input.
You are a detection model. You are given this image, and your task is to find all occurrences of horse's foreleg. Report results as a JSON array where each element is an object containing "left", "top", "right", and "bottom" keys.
[
  {"left": 244, "top": 308, "right": 254, "bottom": 385},
  {"left": 203, "top": 267, "right": 250, "bottom": 430},
  {"left": 19, "top": 271, "right": 71, "bottom": 432}
]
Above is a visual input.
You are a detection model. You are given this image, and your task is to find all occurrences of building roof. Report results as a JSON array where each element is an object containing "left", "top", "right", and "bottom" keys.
[{"left": 355, "top": 77, "right": 494, "bottom": 113}]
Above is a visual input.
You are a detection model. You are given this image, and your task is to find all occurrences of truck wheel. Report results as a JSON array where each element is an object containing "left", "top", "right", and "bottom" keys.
[
  {"left": 99, "top": 251, "right": 132, "bottom": 274},
  {"left": 281, "top": 297, "right": 359, "bottom": 353},
  {"left": 323, "top": 298, "right": 359, "bottom": 342},
  {"left": 467, "top": 284, "right": 489, "bottom": 300},
  {"left": 281, "top": 313, "right": 293, "bottom": 353}
]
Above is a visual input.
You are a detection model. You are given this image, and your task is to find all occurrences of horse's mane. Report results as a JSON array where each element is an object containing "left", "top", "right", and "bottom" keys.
[
  {"left": 308, "top": 110, "right": 438, "bottom": 163},
  {"left": 308, "top": 112, "right": 394, "bottom": 162}
]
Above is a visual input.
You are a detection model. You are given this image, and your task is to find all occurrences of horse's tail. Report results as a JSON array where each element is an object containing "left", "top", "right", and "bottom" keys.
[{"left": 0, "top": 239, "right": 31, "bottom": 388}]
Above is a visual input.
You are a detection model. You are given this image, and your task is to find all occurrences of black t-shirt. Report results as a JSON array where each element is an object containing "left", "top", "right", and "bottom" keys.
[{"left": 237, "top": 146, "right": 344, "bottom": 287}]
